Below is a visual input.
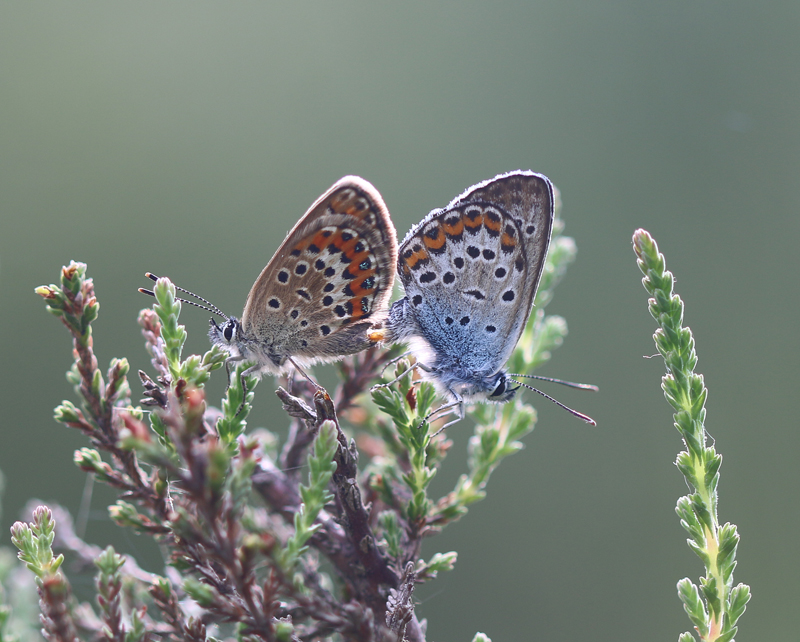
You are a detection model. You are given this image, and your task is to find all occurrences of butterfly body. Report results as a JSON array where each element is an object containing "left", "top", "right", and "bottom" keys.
[
  {"left": 386, "top": 170, "right": 554, "bottom": 417},
  {"left": 209, "top": 176, "right": 398, "bottom": 378}
]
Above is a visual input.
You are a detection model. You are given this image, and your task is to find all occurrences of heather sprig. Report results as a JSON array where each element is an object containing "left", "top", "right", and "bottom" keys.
[
  {"left": 633, "top": 229, "right": 750, "bottom": 642},
  {"left": 27, "top": 208, "right": 585, "bottom": 642}
]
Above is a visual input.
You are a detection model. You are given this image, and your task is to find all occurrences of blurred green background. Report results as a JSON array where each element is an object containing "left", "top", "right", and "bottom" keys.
[{"left": 1, "top": 2, "right": 798, "bottom": 639}]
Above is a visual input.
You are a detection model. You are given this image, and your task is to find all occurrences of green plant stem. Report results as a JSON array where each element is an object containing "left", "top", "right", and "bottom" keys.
[{"left": 633, "top": 229, "right": 750, "bottom": 642}]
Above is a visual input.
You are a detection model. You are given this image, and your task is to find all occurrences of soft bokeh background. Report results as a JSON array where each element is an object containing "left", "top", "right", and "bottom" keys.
[{"left": 1, "top": 2, "right": 798, "bottom": 640}]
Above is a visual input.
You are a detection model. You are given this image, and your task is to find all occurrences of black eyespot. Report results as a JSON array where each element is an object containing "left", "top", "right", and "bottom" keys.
[
  {"left": 361, "top": 276, "right": 375, "bottom": 290},
  {"left": 268, "top": 298, "right": 280, "bottom": 309},
  {"left": 486, "top": 325, "right": 496, "bottom": 333},
  {"left": 515, "top": 257, "right": 524, "bottom": 272},
  {"left": 361, "top": 297, "right": 369, "bottom": 313},
  {"left": 320, "top": 325, "right": 331, "bottom": 336},
  {"left": 323, "top": 282, "right": 335, "bottom": 292},
  {"left": 324, "top": 267, "right": 336, "bottom": 277},
  {"left": 419, "top": 272, "right": 436, "bottom": 283},
  {"left": 322, "top": 296, "right": 333, "bottom": 306},
  {"left": 412, "top": 294, "right": 423, "bottom": 306},
  {"left": 483, "top": 249, "right": 496, "bottom": 260},
  {"left": 277, "top": 270, "right": 289, "bottom": 283},
  {"left": 443, "top": 272, "right": 455, "bottom": 284},
  {"left": 315, "top": 259, "right": 326, "bottom": 270},
  {"left": 301, "top": 339, "right": 308, "bottom": 347},
  {"left": 290, "top": 248, "right": 301, "bottom": 257},
  {"left": 354, "top": 241, "right": 365, "bottom": 253},
  {"left": 334, "top": 305, "right": 347, "bottom": 317},
  {"left": 502, "top": 290, "right": 515, "bottom": 302},
  {"left": 445, "top": 316, "right": 454, "bottom": 325},
  {"left": 307, "top": 243, "right": 321, "bottom": 254},
  {"left": 295, "top": 263, "right": 307, "bottom": 275},
  {"left": 460, "top": 316, "right": 470, "bottom": 326},
  {"left": 495, "top": 267, "right": 506, "bottom": 278},
  {"left": 290, "top": 310, "right": 299, "bottom": 319},
  {"left": 341, "top": 231, "right": 353, "bottom": 241},
  {"left": 453, "top": 257, "right": 465, "bottom": 269},
  {"left": 465, "top": 289, "right": 485, "bottom": 300},
  {"left": 296, "top": 289, "right": 310, "bottom": 300},
  {"left": 467, "top": 246, "right": 480, "bottom": 259},
  {"left": 526, "top": 225, "right": 535, "bottom": 235},
  {"left": 359, "top": 258, "right": 371, "bottom": 270},
  {"left": 300, "top": 320, "right": 308, "bottom": 327}
]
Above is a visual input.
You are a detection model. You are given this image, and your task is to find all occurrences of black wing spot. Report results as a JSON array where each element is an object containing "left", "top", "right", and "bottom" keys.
[
  {"left": 486, "top": 325, "right": 496, "bottom": 333},
  {"left": 419, "top": 271, "right": 436, "bottom": 283},
  {"left": 327, "top": 243, "right": 342, "bottom": 255},
  {"left": 325, "top": 267, "right": 336, "bottom": 277},
  {"left": 268, "top": 298, "right": 280, "bottom": 309},
  {"left": 361, "top": 276, "right": 376, "bottom": 290},
  {"left": 445, "top": 316, "right": 454, "bottom": 325},
  {"left": 354, "top": 241, "right": 365, "bottom": 253},
  {"left": 290, "top": 310, "right": 299, "bottom": 319},
  {"left": 495, "top": 267, "right": 507, "bottom": 278},
  {"left": 295, "top": 263, "right": 308, "bottom": 276},
  {"left": 467, "top": 246, "right": 480, "bottom": 259},
  {"left": 465, "top": 289, "right": 485, "bottom": 300},
  {"left": 502, "top": 290, "right": 515, "bottom": 302},
  {"left": 290, "top": 248, "right": 301, "bottom": 257},
  {"left": 322, "top": 296, "right": 333, "bottom": 306},
  {"left": 526, "top": 225, "right": 535, "bottom": 235},
  {"left": 459, "top": 316, "right": 470, "bottom": 326},
  {"left": 361, "top": 297, "right": 369, "bottom": 313},
  {"left": 359, "top": 258, "right": 372, "bottom": 270},
  {"left": 307, "top": 244, "right": 321, "bottom": 254},
  {"left": 320, "top": 325, "right": 331, "bottom": 336},
  {"left": 341, "top": 231, "right": 353, "bottom": 242},
  {"left": 453, "top": 257, "right": 465, "bottom": 269},
  {"left": 315, "top": 259, "right": 326, "bottom": 270},
  {"left": 277, "top": 270, "right": 289, "bottom": 283},
  {"left": 296, "top": 289, "right": 311, "bottom": 300},
  {"left": 334, "top": 305, "right": 347, "bottom": 317},
  {"left": 515, "top": 257, "right": 525, "bottom": 272},
  {"left": 412, "top": 294, "right": 423, "bottom": 306},
  {"left": 342, "top": 268, "right": 356, "bottom": 280},
  {"left": 301, "top": 339, "right": 308, "bottom": 347},
  {"left": 300, "top": 320, "right": 309, "bottom": 327},
  {"left": 323, "top": 282, "right": 335, "bottom": 293},
  {"left": 443, "top": 272, "right": 455, "bottom": 284},
  {"left": 483, "top": 249, "right": 496, "bottom": 260}
]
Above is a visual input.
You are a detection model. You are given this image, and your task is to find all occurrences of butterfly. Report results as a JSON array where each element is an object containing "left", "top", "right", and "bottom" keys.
[
  {"left": 143, "top": 176, "right": 398, "bottom": 382},
  {"left": 381, "top": 170, "right": 595, "bottom": 427}
]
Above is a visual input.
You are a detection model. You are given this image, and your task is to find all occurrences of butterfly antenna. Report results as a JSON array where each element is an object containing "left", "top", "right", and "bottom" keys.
[
  {"left": 508, "top": 373, "right": 599, "bottom": 392},
  {"left": 139, "top": 273, "right": 229, "bottom": 320},
  {"left": 509, "top": 379, "right": 597, "bottom": 425}
]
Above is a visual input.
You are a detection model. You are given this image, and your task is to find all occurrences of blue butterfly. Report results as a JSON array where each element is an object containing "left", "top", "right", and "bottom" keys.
[{"left": 384, "top": 171, "right": 595, "bottom": 427}]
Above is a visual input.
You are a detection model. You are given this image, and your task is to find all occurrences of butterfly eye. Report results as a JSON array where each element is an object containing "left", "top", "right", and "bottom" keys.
[
  {"left": 491, "top": 376, "right": 506, "bottom": 397},
  {"left": 223, "top": 320, "right": 236, "bottom": 342}
]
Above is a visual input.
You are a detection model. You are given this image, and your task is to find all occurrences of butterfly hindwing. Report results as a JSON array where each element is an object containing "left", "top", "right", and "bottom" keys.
[
  {"left": 242, "top": 176, "right": 398, "bottom": 365},
  {"left": 396, "top": 171, "right": 553, "bottom": 372}
]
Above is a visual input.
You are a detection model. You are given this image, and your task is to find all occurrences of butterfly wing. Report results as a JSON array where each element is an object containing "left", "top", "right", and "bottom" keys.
[
  {"left": 396, "top": 171, "right": 553, "bottom": 374},
  {"left": 242, "top": 176, "right": 397, "bottom": 365}
]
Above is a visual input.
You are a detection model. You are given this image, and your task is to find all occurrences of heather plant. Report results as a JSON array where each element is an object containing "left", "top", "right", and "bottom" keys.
[
  {"left": 3, "top": 223, "right": 748, "bottom": 641},
  {"left": 11, "top": 208, "right": 578, "bottom": 642}
]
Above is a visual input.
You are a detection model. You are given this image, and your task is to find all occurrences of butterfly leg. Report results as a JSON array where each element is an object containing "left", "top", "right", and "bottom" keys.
[
  {"left": 420, "top": 392, "right": 465, "bottom": 437},
  {"left": 378, "top": 350, "right": 414, "bottom": 377},
  {"left": 370, "top": 360, "right": 421, "bottom": 393},
  {"left": 288, "top": 358, "right": 322, "bottom": 390}
]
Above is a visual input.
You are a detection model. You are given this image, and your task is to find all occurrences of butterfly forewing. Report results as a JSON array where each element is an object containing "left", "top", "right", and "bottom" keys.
[{"left": 241, "top": 176, "right": 398, "bottom": 364}]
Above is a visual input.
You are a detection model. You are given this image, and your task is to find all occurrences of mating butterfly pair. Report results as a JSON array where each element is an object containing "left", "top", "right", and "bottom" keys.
[{"left": 143, "top": 172, "right": 594, "bottom": 425}]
